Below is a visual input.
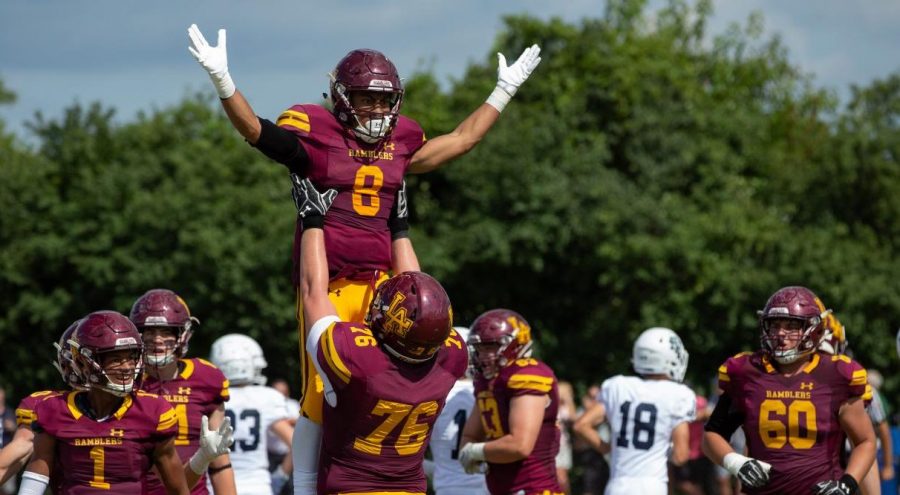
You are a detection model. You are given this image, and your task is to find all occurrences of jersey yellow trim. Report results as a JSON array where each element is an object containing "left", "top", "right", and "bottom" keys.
[
  {"left": 220, "top": 379, "right": 231, "bottom": 398},
  {"left": 322, "top": 323, "right": 351, "bottom": 384},
  {"left": 277, "top": 110, "right": 311, "bottom": 132},
  {"left": 850, "top": 370, "right": 868, "bottom": 387},
  {"left": 179, "top": 359, "right": 195, "bottom": 380},
  {"left": 112, "top": 395, "right": 134, "bottom": 420},
  {"left": 717, "top": 364, "right": 730, "bottom": 382},
  {"left": 197, "top": 358, "right": 219, "bottom": 369},
  {"left": 761, "top": 355, "right": 776, "bottom": 374},
  {"left": 508, "top": 374, "right": 554, "bottom": 393},
  {"left": 732, "top": 351, "right": 752, "bottom": 359},
  {"left": 16, "top": 408, "right": 37, "bottom": 426},
  {"left": 801, "top": 353, "right": 820, "bottom": 374},
  {"left": 831, "top": 354, "right": 852, "bottom": 363},
  {"left": 862, "top": 384, "right": 873, "bottom": 401},
  {"left": 67, "top": 391, "right": 84, "bottom": 420},
  {"left": 158, "top": 407, "right": 178, "bottom": 431}
]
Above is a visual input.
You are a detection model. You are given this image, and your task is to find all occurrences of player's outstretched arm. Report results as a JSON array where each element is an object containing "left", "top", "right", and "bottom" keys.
[
  {"left": 388, "top": 180, "right": 420, "bottom": 273},
  {"left": 16, "top": 433, "right": 54, "bottom": 495},
  {"left": 572, "top": 402, "right": 609, "bottom": 455},
  {"left": 0, "top": 427, "right": 35, "bottom": 485},
  {"left": 206, "top": 407, "right": 237, "bottom": 495},
  {"left": 183, "top": 414, "right": 234, "bottom": 491},
  {"left": 408, "top": 45, "right": 542, "bottom": 174},
  {"left": 295, "top": 178, "right": 339, "bottom": 328},
  {"left": 187, "top": 24, "right": 262, "bottom": 143}
]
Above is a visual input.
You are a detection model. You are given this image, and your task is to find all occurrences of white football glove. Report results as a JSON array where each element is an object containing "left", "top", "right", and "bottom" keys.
[
  {"left": 723, "top": 452, "right": 771, "bottom": 488},
  {"left": 486, "top": 44, "right": 542, "bottom": 112},
  {"left": 188, "top": 415, "right": 234, "bottom": 474},
  {"left": 458, "top": 442, "right": 487, "bottom": 475},
  {"left": 187, "top": 23, "right": 236, "bottom": 99}
]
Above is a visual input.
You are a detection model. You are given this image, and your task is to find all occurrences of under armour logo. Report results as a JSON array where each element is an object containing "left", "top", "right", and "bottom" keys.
[
  {"left": 109, "top": 428, "right": 125, "bottom": 437},
  {"left": 178, "top": 387, "right": 191, "bottom": 395},
  {"left": 799, "top": 382, "right": 814, "bottom": 391},
  {"left": 383, "top": 141, "right": 396, "bottom": 152}
]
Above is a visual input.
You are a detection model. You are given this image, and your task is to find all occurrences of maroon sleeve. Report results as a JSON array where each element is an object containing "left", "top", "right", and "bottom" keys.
[
  {"left": 16, "top": 390, "right": 60, "bottom": 428},
  {"left": 393, "top": 115, "right": 426, "bottom": 155},
  {"left": 503, "top": 360, "right": 556, "bottom": 398},
  {"left": 315, "top": 321, "right": 363, "bottom": 393},
  {"left": 833, "top": 355, "right": 872, "bottom": 402}
]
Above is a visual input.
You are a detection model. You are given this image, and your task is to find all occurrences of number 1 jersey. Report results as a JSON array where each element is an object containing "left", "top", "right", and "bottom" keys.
[{"left": 600, "top": 375, "right": 695, "bottom": 485}]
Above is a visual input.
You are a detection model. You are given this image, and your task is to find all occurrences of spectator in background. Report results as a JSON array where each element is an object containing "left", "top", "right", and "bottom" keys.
[
  {"left": 672, "top": 393, "right": 717, "bottom": 495},
  {"left": 557, "top": 381, "right": 576, "bottom": 494},
  {"left": 572, "top": 384, "right": 609, "bottom": 495},
  {"left": 0, "top": 388, "right": 14, "bottom": 448}
]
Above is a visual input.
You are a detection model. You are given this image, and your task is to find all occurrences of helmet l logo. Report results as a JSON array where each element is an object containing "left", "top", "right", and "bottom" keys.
[{"left": 384, "top": 293, "right": 414, "bottom": 337}]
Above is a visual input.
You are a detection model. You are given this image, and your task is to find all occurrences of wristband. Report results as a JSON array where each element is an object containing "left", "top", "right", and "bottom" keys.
[
  {"left": 208, "top": 463, "right": 233, "bottom": 475},
  {"left": 210, "top": 72, "right": 236, "bottom": 99},
  {"left": 301, "top": 215, "right": 325, "bottom": 230},
  {"left": 840, "top": 474, "right": 859, "bottom": 494},
  {"left": 486, "top": 86, "right": 513, "bottom": 112},
  {"left": 722, "top": 452, "right": 750, "bottom": 476}
]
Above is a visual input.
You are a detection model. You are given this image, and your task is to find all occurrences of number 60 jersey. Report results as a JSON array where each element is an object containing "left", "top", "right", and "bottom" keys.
[
  {"left": 600, "top": 375, "right": 695, "bottom": 489},
  {"left": 717, "top": 351, "right": 871, "bottom": 494}
]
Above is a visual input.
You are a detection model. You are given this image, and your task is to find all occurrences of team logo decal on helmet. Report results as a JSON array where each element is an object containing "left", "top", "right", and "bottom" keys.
[
  {"left": 367, "top": 271, "right": 453, "bottom": 363},
  {"left": 631, "top": 327, "right": 689, "bottom": 383},
  {"left": 758, "top": 286, "right": 830, "bottom": 364},
  {"left": 468, "top": 309, "right": 534, "bottom": 379}
]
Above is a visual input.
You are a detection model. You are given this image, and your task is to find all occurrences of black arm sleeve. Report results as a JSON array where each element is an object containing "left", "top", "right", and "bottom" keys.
[
  {"left": 704, "top": 392, "right": 744, "bottom": 439},
  {"left": 252, "top": 117, "right": 310, "bottom": 175}
]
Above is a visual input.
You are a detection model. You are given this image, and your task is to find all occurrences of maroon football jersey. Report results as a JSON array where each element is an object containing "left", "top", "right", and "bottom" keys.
[
  {"left": 16, "top": 390, "right": 63, "bottom": 429},
  {"left": 718, "top": 351, "right": 871, "bottom": 494},
  {"left": 314, "top": 321, "right": 467, "bottom": 493},
  {"left": 473, "top": 358, "right": 561, "bottom": 495},
  {"left": 141, "top": 358, "right": 230, "bottom": 495},
  {"left": 32, "top": 390, "right": 177, "bottom": 494},
  {"left": 277, "top": 104, "right": 426, "bottom": 281}
]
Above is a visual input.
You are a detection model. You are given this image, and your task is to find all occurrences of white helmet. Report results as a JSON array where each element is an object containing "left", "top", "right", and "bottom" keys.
[
  {"left": 632, "top": 327, "right": 689, "bottom": 383},
  {"left": 210, "top": 334, "right": 268, "bottom": 386},
  {"left": 453, "top": 326, "right": 470, "bottom": 344}
]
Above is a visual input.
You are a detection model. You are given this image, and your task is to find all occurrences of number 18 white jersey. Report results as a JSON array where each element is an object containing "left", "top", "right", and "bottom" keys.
[
  {"left": 600, "top": 375, "right": 695, "bottom": 494},
  {"left": 225, "top": 385, "right": 292, "bottom": 495}
]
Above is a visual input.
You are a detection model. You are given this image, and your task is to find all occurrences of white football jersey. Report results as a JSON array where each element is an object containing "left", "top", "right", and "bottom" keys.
[
  {"left": 225, "top": 385, "right": 292, "bottom": 495},
  {"left": 600, "top": 375, "right": 695, "bottom": 495},
  {"left": 428, "top": 380, "right": 489, "bottom": 495}
]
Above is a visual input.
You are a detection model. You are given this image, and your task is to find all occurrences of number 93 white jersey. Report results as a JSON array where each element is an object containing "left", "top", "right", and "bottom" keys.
[
  {"left": 225, "top": 385, "right": 292, "bottom": 495},
  {"left": 600, "top": 375, "right": 695, "bottom": 493}
]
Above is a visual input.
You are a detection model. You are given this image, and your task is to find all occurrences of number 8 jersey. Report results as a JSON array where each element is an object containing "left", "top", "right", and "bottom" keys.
[
  {"left": 717, "top": 351, "right": 871, "bottom": 494},
  {"left": 600, "top": 374, "right": 695, "bottom": 493},
  {"left": 278, "top": 104, "right": 426, "bottom": 281}
]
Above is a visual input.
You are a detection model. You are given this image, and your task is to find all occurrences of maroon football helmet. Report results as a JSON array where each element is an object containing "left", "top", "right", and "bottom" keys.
[
  {"left": 758, "top": 286, "right": 829, "bottom": 364},
  {"left": 330, "top": 49, "right": 404, "bottom": 143},
  {"left": 366, "top": 271, "right": 453, "bottom": 363},
  {"left": 53, "top": 319, "right": 87, "bottom": 390},
  {"left": 129, "top": 289, "right": 198, "bottom": 367},
  {"left": 70, "top": 311, "right": 143, "bottom": 396},
  {"left": 468, "top": 309, "right": 534, "bottom": 379}
]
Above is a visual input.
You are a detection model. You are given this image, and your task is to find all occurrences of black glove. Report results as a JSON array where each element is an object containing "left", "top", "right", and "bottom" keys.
[
  {"left": 736, "top": 459, "right": 771, "bottom": 488},
  {"left": 812, "top": 475, "right": 858, "bottom": 495},
  {"left": 290, "top": 175, "right": 337, "bottom": 229},
  {"left": 388, "top": 179, "right": 409, "bottom": 240}
]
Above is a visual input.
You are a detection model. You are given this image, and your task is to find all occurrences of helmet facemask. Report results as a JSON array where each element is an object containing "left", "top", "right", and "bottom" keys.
[
  {"left": 139, "top": 321, "right": 194, "bottom": 368},
  {"left": 73, "top": 344, "right": 143, "bottom": 397},
  {"left": 331, "top": 79, "right": 403, "bottom": 144},
  {"left": 760, "top": 314, "right": 826, "bottom": 364}
]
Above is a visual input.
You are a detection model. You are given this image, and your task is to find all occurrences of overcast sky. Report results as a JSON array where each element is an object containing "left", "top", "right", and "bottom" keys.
[{"left": 2, "top": 1, "right": 899, "bottom": 140}]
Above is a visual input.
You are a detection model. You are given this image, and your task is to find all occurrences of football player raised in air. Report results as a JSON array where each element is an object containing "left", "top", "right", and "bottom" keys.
[
  {"left": 703, "top": 286, "right": 876, "bottom": 495},
  {"left": 294, "top": 178, "right": 468, "bottom": 494},
  {"left": 208, "top": 334, "right": 295, "bottom": 495},
  {"left": 0, "top": 320, "right": 81, "bottom": 485},
  {"left": 17, "top": 311, "right": 231, "bottom": 495},
  {"left": 130, "top": 289, "right": 237, "bottom": 495},
  {"left": 573, "top": 327, "right": 695, "bottom": 495},
  {"left": 459, "top": 309, "right": 563, "bottom": 495},
  {"left": 186, "top": 23, "right": 540, "bottom": 451},
  {"left": 424, "top": 327, "right": 489, "bottom": 495}
]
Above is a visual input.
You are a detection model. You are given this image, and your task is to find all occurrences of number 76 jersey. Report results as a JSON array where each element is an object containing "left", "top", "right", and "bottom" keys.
[
  {"left": 314, "top": 321, "right": 468, "bottom": 494},
  {"left": 717, "top": 351, "right": 871, "bottom": 494},
  {"left": 600, "top": 375, "right": 695, "bottom": 484}
]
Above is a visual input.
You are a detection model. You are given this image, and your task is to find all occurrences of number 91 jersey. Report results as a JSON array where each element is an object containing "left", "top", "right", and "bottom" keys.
[
  {"left": 278, "top": 104, "right": 426, "bottom": 280},
  {"left": 600, "top": 375, "right": 695, "bottom": 488},
  {"left": 717, "top": 351, "right": 871, "bottom": 494}
]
